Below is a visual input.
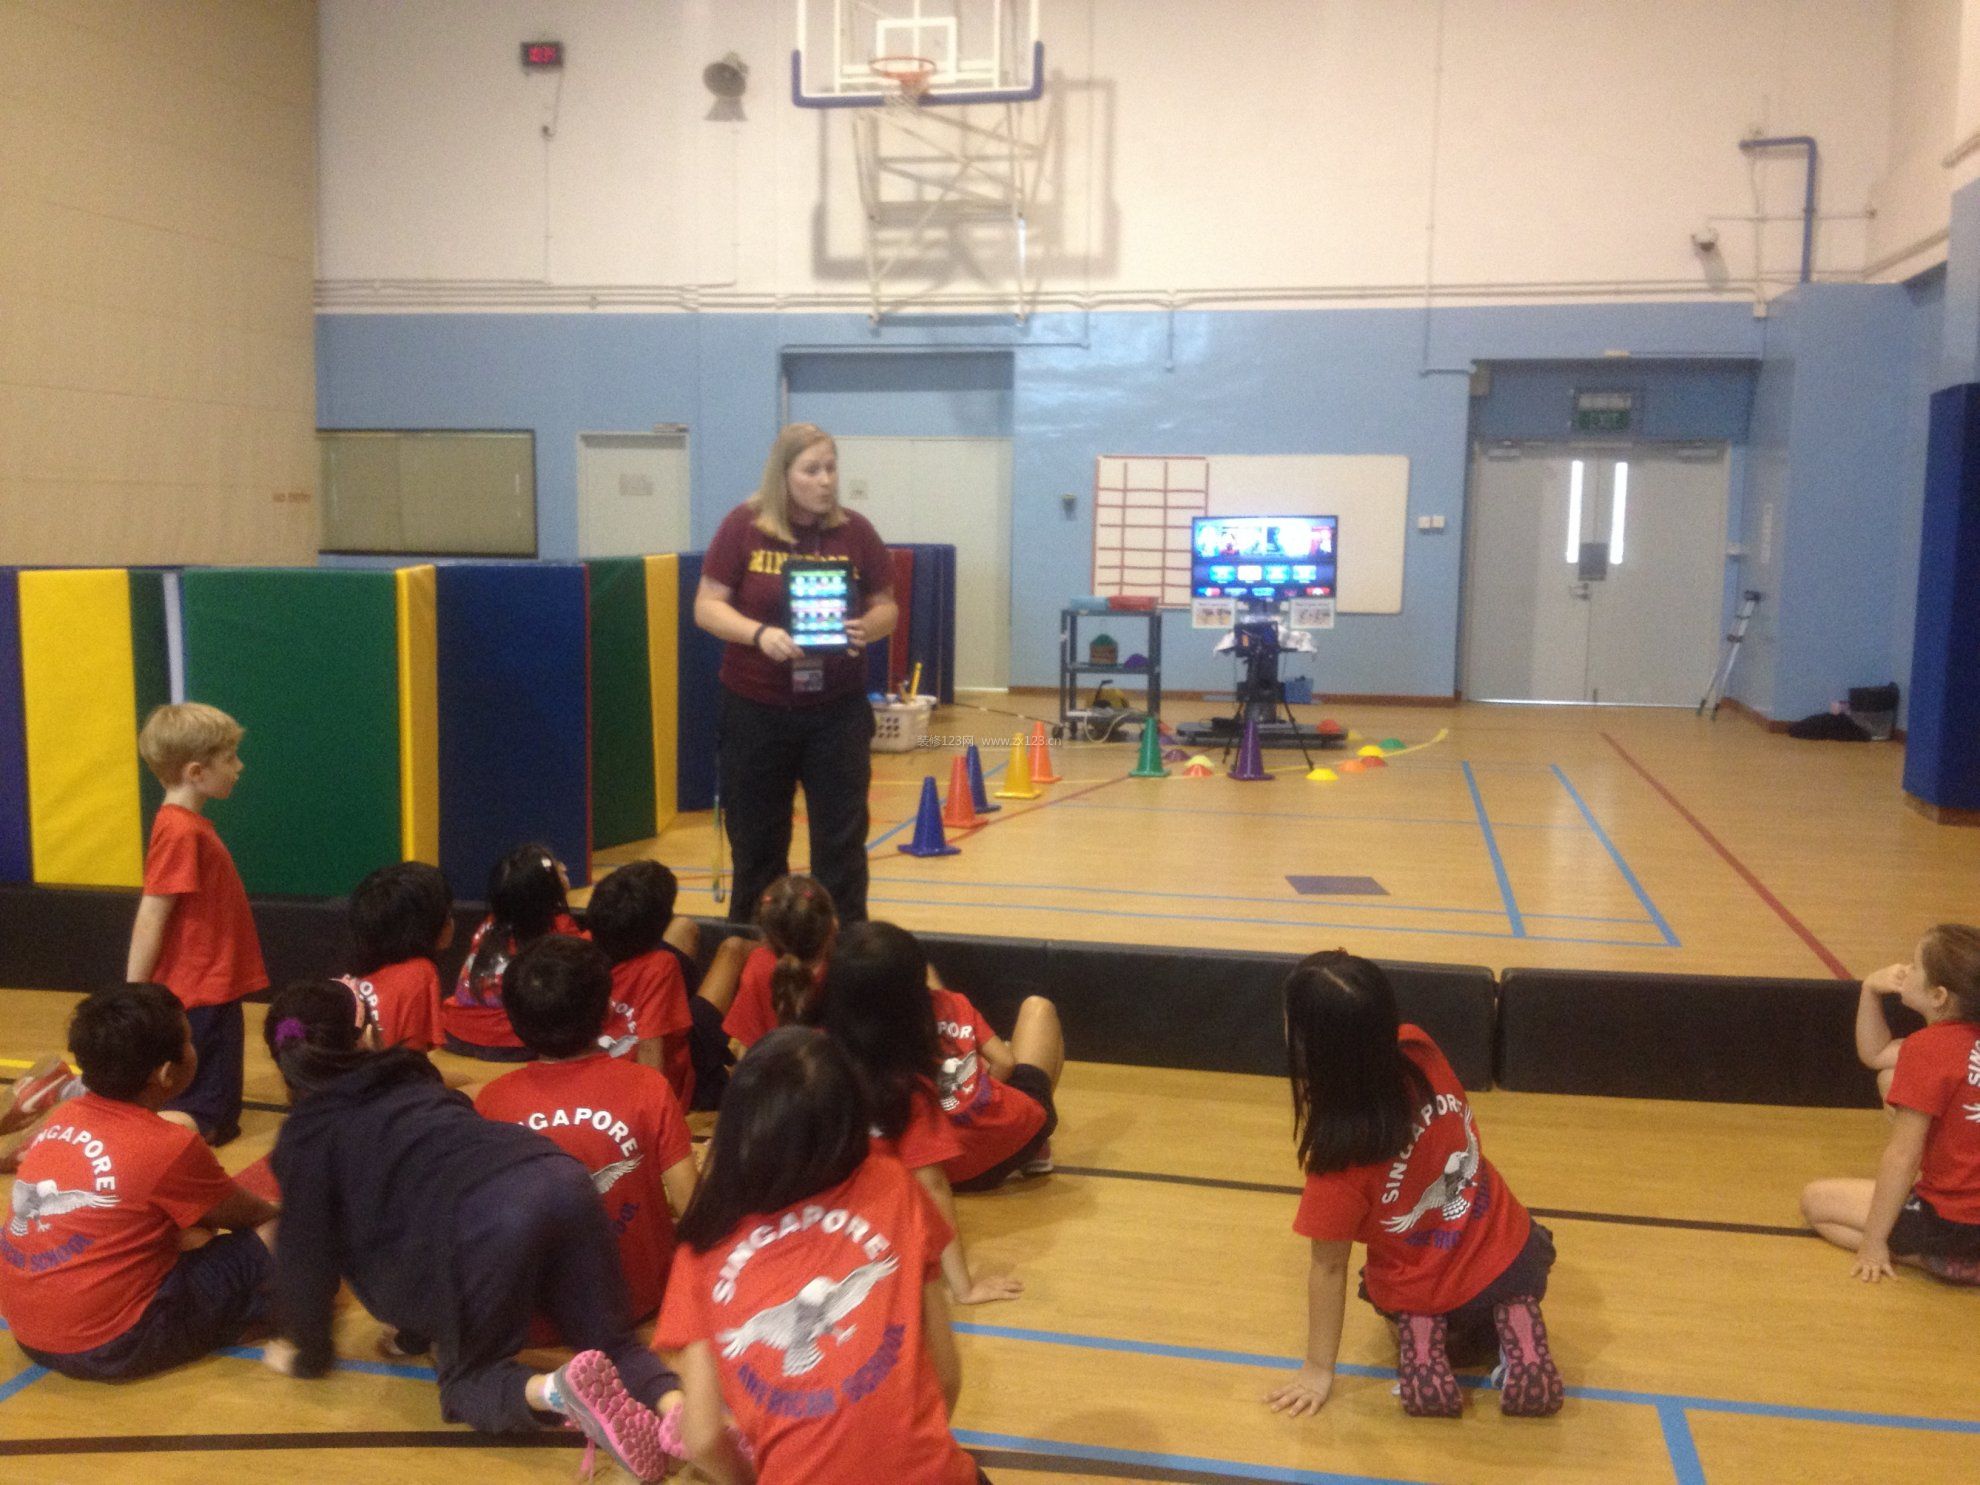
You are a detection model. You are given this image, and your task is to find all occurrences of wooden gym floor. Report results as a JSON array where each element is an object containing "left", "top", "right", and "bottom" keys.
[{"left": 7, "top": 702, "right": 1980, "bottom": 1482}]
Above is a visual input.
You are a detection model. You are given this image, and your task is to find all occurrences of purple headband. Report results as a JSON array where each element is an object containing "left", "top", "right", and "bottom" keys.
[{"left": 271, "top": 1016, "right": 310, "bottom": 1051}]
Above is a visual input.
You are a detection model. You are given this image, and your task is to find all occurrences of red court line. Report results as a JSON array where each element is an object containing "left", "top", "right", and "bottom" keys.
[
  {"left": 949, "top": 771, "right": 1137, "bottom": 839},
  {"left": 1600, "top": 732, "right": 1853, "bottom": 980}
]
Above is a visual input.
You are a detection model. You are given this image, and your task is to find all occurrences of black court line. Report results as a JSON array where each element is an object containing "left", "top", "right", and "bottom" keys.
[
  {"left": 1054, "top": 1163, "right": 1816, "bottom": 1239},
  {"left": 972, "top": 1446, "right": 1269, "bottom": 1483}
]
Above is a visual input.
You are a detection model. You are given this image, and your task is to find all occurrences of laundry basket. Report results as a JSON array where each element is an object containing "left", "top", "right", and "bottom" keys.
[{"left": 871, "top": 695, "right": 935, "bottom": 753}]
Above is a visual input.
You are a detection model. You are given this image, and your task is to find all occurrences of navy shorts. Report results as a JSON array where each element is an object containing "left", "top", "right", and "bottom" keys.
[
  {"left": 443, "top": 1034, "right": 535, "bottom": 1064},
  {"left": 687, "top": 996, "right": 732, "bottom": 1112},
  {"left": 1364, "top": 1220, "right": 1557, "bottom": 1323},
  {"left": 1889, "top": 1193, "right": 1980, "bottom": 1261},
  {"left": 950, "top": 1063, "right": 1059, "bottom": 1194},
  {"left": 19, "top": 1228, "right": 270, "bottom": 1382}
]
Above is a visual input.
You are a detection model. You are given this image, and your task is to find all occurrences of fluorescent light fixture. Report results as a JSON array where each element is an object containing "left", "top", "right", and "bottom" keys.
[
  {"left": 1609, "top": 461, "right": 1629, "bottom": 565},
  {"left": 1566, "top": 459, "right": 1584, "bottom": 563}
]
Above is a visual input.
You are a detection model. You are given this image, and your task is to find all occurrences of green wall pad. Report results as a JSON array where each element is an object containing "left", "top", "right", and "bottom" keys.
[
  {"left": 181, "top": 570, "right": 401, "bottom": 896},
  {"left": 588, "top": 558, "right": 658, "bottom": 848}
]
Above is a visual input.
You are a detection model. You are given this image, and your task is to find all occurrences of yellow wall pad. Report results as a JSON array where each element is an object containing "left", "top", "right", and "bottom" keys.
[
  {"left": 395, "top": 565, "right": 441, "bottom": 865},
  {"left": 19, "top": 569, "right": 143, "bottom": 887},
  {"left": 644, "top": 555, "right": 681, "bottom": 834}
]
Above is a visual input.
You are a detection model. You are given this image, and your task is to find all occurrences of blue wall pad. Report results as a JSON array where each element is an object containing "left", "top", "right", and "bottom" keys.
[
  {"left": 1903, "top": 383, "right": 1980, "bottom": 811},
  {"left": 436, "top": 563, "right": 592, "bottom": 893},
  {"left": 904, "top": 544, "right": 957, "bottom": 703},
  {"left": 0, "top": 572, "right": 31, "bottom": 883},
  {"left": 672, "top": 552, "right": 723, "bottom": 813}
]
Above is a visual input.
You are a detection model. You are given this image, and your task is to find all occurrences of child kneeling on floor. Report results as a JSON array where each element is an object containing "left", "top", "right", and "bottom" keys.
[
  {"left": 261, "top": 979, "right": 682, "bottom": 1480},
  {"left": 0, "top": 984, "right": 276, "bottom": 1380},
  {"left": 1266, "top": 951, "right": 1562, "bottom": 1420},
  {"left": 1802, "top": 924, "right": 1980, "bottom": 1285}
]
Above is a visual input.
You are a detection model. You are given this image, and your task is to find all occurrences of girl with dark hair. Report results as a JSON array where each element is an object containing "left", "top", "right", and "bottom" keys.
[
  {"left": 812, "top": 922, "right": 1020, "bottom": 1306},
  {"left": 656, "top": 1028, "right": 988, "bottom": 1485},
  {"left": 441, "top": 843, "right": 583, "bottom": 1061},
  {"left": 1268, "top": 950, "right": 1561, "bottom": 1421},
  {"left": 715, "top": 873, "right": 840, "bottom": 1055},
  {"left": 344, "top": 861, "right": 453, "bottom": 1051},
  {"left": 259, "top": 980, "right": 681, "bottom": 1479},
  {"left": 1802, "top": 923, "right": 1980, "bottom": 1285}
]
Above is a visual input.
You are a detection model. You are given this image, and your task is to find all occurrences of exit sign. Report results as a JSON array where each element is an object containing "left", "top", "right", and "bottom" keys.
[
  {"left": 521, "top": 40, "right": 564, "bottom": 70},
  {"left": 1573, "top": 389, "right": 1635, "bottom": 433}
]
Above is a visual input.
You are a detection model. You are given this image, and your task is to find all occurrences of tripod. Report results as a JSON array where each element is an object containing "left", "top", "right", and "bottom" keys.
[
  {"left": 1216, "top": 618, "right": 1315, "bottom": 770},
  {"left": 1699, "top": 590, "right": 1763, "bottom": 719}
]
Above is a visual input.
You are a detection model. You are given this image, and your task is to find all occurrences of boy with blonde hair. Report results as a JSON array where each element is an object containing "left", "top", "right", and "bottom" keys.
[{"left": 126, "top": 702, "right": 265, "bottom": 1146}]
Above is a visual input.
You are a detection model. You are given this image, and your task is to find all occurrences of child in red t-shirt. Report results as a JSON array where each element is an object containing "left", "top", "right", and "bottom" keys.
[
  {"left": 1803, "top": 924, "right": 1980, "bottom": 1285},
  {"left": 715, "top": 874, "right": 838, "bottom": 1055},
  {"left": 586, "top": 860, "right": 731, "bottom": 1109},
  {"left": 656, "top": 1027, "right": 984, "bottom": 1485},
  {"left": 813, "top": 922, "right": 1021, "bottom": 1308},
  {"left": 125, "top": 702, "right": 266, "bottom": 1146},
  {"left": 0, "top": 984, "right": 277, "bottom": 1380},
  {"left": 927, "top": 972, "right": 1064, "bottom": 1192},
  {"left": 475, "top": 937, "right": 698, "bottom": 1324},
  {"left": 444, "top": 843, "right": 584, "bottom": 1060},
  {"left": 1265, "top": 951, "right": 1561, "bottom": 1421},
  {"left": 345, "top": 860, "right": 453, "bottom": 1052}
]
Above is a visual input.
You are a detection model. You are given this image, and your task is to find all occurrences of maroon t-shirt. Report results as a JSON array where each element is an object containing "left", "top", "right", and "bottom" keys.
[{"left": 703, "top": 503, "right": 893, "bottom": 707}]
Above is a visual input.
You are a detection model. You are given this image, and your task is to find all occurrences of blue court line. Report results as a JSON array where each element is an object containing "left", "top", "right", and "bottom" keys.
[
  {"left": 863, "top": 889, "right": 1667, "bottom": 947},
  {"left": 1058, "top": 799, "right": 1584, "bottom": 831},
  {"left": 867, "top": 760, "right": 1005, "bottom": 851},
  {"left": 1550, "top": 765, "right": 1680, "bottom": 948},
  {"left": 1460, "top": 762, "right": 1525, "bottom": 938},
  {"left": 0, "top": 1362, "right": 50, "bottom": 1404},
  {"left": 956, "top": 1428, "right": 1428, "bottom": 1485},
  {"left": 1657, "top": 1401, "right": 1708, "bottom": 1485},
  {"left": 866, "top": 872, "right": 1648, "bottom": 925},
  {"left": 217, "top": 1343, "right": 437, "bottom": 1381}
]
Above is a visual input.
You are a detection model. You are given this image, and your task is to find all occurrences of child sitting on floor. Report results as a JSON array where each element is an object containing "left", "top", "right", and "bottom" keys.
[
  {"left": 344, "top": 860, "right": 453, "bottom": 1052},
  {"left": 443, "top": 843, "right": 583, "bottom": 1061},
  {"left": 261, "top": 978, "right": 681, "bottom": 1477},
  {"left": 0, "top": 984, "right": 277, "bottom": 1381},
  {"left": 1265, "top": 950, "right": 1562, "bottom": 1420},
  {"left": 1802, "top": 924, "right": 1980, "bottom": 1285},
  {"left": 475, "top": 937, "right": 699, "bottom": 1325},
  {"left": 713, "top": 874, "right": 838, "bottom": 1056},
  {"left": 656, "top": 1027, "right": 988, "bottom": 1485},
  {"left": 927, "top": 969, "right": 1064, "bottom": 1192},
  {"left": 586, "top": 859, "right": 734, "bottom": 1109}
]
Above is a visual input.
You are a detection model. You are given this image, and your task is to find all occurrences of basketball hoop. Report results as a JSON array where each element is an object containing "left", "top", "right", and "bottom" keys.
[{"left": 870, "top": 54, "right": 937, "bottom": 102}]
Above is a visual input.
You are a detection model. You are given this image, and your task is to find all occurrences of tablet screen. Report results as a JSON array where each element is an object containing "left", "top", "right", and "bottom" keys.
[{"left": 785, "top": 560, "right": 853, "bottom": 651}]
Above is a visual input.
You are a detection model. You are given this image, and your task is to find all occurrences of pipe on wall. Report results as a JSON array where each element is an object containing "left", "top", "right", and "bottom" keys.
[{"left": 1737, "top": 135, "right": 1818, "bottom": 285}]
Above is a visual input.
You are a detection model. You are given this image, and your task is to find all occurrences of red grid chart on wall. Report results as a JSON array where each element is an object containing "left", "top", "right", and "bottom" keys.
[{"left": 1090, "top": 455, "right": 1208, "bottom": 606}]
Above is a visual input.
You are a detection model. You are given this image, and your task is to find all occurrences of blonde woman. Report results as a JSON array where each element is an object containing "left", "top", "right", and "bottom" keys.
[{"left": 695, "top": 424, "right": 897, "bottom": 923}]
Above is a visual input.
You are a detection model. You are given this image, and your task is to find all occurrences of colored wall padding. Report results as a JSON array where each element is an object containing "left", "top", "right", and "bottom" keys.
[
  {"left": 588, "top": 558, "right": 659, "bottom": 849},
  {"left": 129, "top": 570, "right": 174, "bottom": 840},
  {"left": 1903, "top": 384, "right": 1980, "bottom": 810},
  {"left": 436, "top": 563, "right": 592, "bottom": 894},
  {"left": 673, "top": 553, "right": 722, "bottom": 813},
  {"left": 19, "top": 569, "right": 145, "bottom": 887},
  {"left": 644, "top": 555, "right": 681, "bottom": 833},
  {"left": 907, "top": 545, "right": 948, "bottom": 703},
  {"left": 181, "top": 569, "right": 402, "bottom": 897},
  {"left": 0, "top": 573, "right": 31, "bottom": 883},
  {"left": 395, "top": 565, "right": 441, "bottom": 866},
  {"left": 888, "top": 548, "right": 915, "bottom": 692}
]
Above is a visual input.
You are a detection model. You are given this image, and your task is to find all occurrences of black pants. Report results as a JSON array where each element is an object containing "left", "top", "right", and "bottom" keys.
[
  {"left": 166, "top": 1000, "right": 244, "bottom": 1141},
  {"left": 439, "top": 1155, "right": 678, "bottom": 1433},
  {"left": 719, "top": 688, "right": 874, "bottom": 923}
]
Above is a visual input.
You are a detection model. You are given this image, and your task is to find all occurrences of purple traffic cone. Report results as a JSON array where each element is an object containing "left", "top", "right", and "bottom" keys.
[
  {"left": 1230, "top": 716, "right": 1270, "bottom": 781},
  {"left": 966, "top": 742, "right": 1001, "bottom": 813},
  {"left": 898, "top": 776, "right": 962, "bottom": 857}
]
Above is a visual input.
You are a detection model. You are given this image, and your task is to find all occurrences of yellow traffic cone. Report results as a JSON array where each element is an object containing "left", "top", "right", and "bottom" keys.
[{"left": 993, "top": 733, "right": 1039, "bottom": 799}]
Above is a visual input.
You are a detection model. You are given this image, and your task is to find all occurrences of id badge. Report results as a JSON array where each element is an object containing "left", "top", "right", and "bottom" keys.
[{"left": 792, "top": 657, "right": 825, "bottom": 695}]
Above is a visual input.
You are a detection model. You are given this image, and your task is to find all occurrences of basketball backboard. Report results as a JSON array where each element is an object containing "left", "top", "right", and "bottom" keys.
[{"left": 793, "top": 0, "right": 1042, "bottom": 108}]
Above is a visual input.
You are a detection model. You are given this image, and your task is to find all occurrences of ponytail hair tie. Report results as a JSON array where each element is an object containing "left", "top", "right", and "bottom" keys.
[{"left": 272, "top": 1016, "right": 310, "bottom": 1051}]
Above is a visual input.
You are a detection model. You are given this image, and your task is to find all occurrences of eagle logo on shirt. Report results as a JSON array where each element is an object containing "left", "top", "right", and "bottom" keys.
[
  {"left": 716, "top": 1255, "right": 899, "bottom": 1377},
  {"left": 591, "top": 1157, "right": 643, "bottom": 1195},
  {"left": 936, "top": 1052, "right": 979, "bottom": 1111},
  {"left": 1379, "top": 1113, "right": 1482, "bottom": 1235},
  {"left": 9, "top": 1178, "right": 119, "bottom": 1236}
]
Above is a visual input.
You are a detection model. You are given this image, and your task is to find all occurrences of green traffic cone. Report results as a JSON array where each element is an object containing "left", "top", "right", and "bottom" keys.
[{"left": 1130, "top": 719, "right": 1169, "bottom": 777}]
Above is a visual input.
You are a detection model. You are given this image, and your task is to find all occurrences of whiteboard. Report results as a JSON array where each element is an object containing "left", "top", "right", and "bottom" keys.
[{"left": 1091, "top": 454, "right": 1408, "bottom": 614}]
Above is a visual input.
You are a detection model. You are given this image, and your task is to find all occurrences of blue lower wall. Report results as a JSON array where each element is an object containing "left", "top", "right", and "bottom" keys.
[{"left": 319, "top": 297, "right": 1939, "bottom": 701}]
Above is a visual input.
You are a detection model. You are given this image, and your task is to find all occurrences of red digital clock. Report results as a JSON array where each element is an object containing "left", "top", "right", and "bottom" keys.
[{"left": 521, "top": 41, "right": 564, "bottom": 70}]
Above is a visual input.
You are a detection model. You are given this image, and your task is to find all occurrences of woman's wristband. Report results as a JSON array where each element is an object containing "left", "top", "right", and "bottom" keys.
[{"left": 751, "top": 622, "right": 769, "bottom": 652}]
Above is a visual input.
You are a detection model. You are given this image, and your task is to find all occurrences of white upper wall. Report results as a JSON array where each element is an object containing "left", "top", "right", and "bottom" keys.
[
  {"left": 1867, "top": 0, "right": 1960, "bottom": 279},
  {"left": 319, "top": 0, "right": 1914, "bottom": 310}
]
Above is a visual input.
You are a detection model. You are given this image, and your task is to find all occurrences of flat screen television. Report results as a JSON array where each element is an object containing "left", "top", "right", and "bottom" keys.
[{"left": 1190, "top": 515, "right": 1337, "bottom": 604}]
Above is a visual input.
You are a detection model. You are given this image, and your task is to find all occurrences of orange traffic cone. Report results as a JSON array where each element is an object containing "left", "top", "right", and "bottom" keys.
[
  {"left": 994, "top": 733, "right": 1040, "bottom": 799},
  {"left": 1028, "top": 721, "right": 1063, "bottom": 784},
  {"left": 943, "top": 753, "right": 979, "bottom": 829}
]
